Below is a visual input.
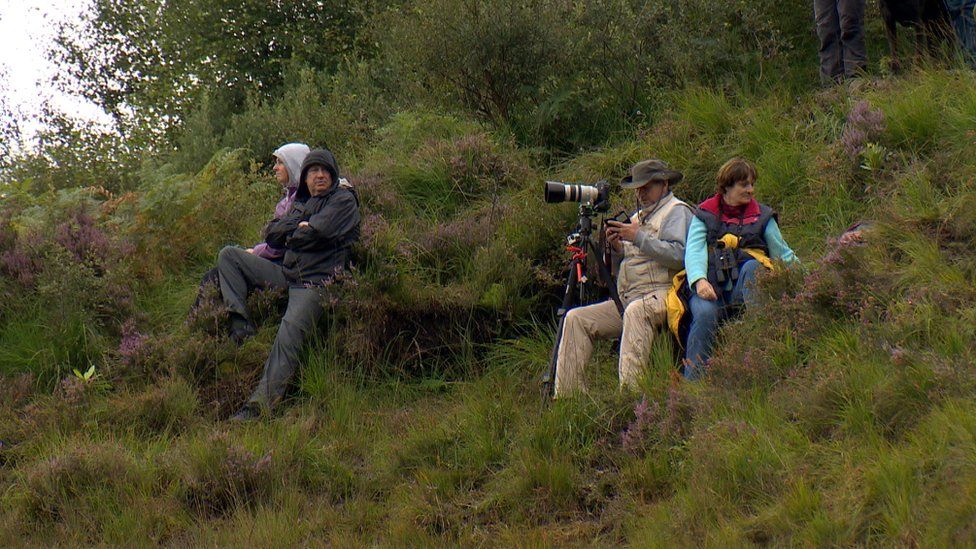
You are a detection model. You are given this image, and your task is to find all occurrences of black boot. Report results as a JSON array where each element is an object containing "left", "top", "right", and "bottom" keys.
[
  {"left": 228, "top": 314, "right": 256, "bottom": 345},
  {"left": 229, "top": 403, "right": 261, "bottom": 421}
]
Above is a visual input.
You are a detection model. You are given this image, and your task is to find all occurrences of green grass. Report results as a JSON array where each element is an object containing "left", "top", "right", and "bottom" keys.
[
  {"left": 3, "top": 68, "right": 976, "bottom": 544},
  {"left": 0, "top": 303, "right": 103, "bottom": 386}
]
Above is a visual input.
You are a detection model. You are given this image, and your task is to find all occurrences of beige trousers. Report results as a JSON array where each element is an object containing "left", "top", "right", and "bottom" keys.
[{"left": 553, "top": 291, "right": 668, "bottom": 397}]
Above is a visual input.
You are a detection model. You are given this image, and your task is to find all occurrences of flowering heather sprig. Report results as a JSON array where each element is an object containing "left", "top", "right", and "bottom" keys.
[
  {"left": 360, "top": 213, "right": 391, "bottom": 250},
  {"left": 246, "top": 284, "right": 287, "bottom": 323},
  {"left": 821, "top": 230, "right": 864, "bottom": 266},
  {"left": 415, "top": 205, "right": 507, "bottom": 256},
  {"left": 223, "top": 445, "right": 273, "bottom": 480},
  {"left": 661, "top": 385, "right": 691, "bottom": 436},
  {"left": 0, "top": 245, "right": 41, "bottom": 287},
  {"left": 620, "top": 387, "right": 693, "bottom": 453},
  {"left": 103, "top": 281, "right": 135, "bottom": 314},
  {"left": 58, "top": 375, "right": 89, "bottom": 406},
  {"left": 447, "top": 134, "right": 505, "bottom": 184},
  {"left": 54, "top": 210, "right": 113, "bottom": 267},
  {"left": 353, "top": 175, "right": 398, "bottom": 212},
  {"left": 118, "top": 319, "right": 149, "bottom": 367},
  {"left": 621, "top": 396, "right": 659, "bottom": 452},
  {"left": 187, "top": 282, "right": 229, "bottom": 336},
  {"left": 304, "top": 269, "right": 358, "bottom": 308},
  {"left": 841, "top": 100, "right": 886, "bottom": 159},
  {"left": 184, "top": 431, "right": 274, "bottom": 516}
]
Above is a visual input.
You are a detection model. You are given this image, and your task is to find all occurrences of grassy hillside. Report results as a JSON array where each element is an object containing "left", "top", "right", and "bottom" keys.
[{"left": 1, "top": 68, "right": 975, "bottom": 545}]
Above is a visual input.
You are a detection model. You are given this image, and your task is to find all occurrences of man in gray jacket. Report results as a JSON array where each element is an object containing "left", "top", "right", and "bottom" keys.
[
  {"left": 553, "top": 159, "right": 692, "bottom": 397},
  {"left": 217, "top": 148, "right": 361, "bottom": 420}
]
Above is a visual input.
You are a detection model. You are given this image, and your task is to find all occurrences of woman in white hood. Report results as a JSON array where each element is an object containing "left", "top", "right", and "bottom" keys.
[
  {"left": 191, "top": 143, "right": 310, "bottom": 311},
  {"left": 248, "top": 143, "right": 310, "bottom": 260}
]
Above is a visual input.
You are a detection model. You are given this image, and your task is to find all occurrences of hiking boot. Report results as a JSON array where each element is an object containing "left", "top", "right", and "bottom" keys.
[
  {"left": 228, "top": 315, "right": 256, "bottom": 345},
  {"left": 229, "top": 404, "right": 261, "bottom": 422},
  {"left": 229, "top": 325, "right": 256, "bottom": 346}
]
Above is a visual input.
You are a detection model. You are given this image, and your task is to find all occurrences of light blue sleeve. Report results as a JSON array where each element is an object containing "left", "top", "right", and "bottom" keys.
[
  {"left": 684, "top": 216, "right": 708, "bottom": 285},
  {"left": 764, "top": 218, "right": 798, "bottom": 265}
]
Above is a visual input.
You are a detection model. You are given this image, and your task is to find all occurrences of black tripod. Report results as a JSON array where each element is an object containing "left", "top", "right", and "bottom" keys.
[{"left": 541, "top": 205, "right": 624, "bottom": 399}]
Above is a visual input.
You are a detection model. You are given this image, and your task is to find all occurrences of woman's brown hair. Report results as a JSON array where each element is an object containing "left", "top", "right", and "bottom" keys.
[{"left": 716, "top": 157, "right": 757, "bottom": 195}]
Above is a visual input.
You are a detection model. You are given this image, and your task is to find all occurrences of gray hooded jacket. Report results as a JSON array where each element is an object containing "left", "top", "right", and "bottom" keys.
[{"left": 264, "top": 148, "right": 361, "bottom": 284}]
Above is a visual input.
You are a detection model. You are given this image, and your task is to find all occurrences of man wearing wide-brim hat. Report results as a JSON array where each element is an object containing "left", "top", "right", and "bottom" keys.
[{"left": 553, "top": 159, "right": 693, "bottom": 397}]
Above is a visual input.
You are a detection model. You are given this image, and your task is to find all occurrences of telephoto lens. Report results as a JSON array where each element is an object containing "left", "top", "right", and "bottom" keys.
[{"left": 543, "top": 181, "right": 600, "bottom": 204}]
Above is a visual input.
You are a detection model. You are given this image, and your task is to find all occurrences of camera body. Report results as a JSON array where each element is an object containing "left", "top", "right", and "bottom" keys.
[{"left": 543, "top": 180, "right": 611, "bottom": 212}]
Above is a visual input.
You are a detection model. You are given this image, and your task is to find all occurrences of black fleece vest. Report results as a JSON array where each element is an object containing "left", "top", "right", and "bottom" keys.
[{"left": 695, "top": 203, "right": 776, "bottom": 286}]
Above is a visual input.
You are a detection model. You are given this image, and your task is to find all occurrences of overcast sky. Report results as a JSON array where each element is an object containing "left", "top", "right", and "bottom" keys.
[{"left": 0, "top": 0, "right": 111, "bottom": 144}]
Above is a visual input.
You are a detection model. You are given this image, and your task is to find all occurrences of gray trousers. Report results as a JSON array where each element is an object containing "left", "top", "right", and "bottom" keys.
[
  {"left": 946, "top": 0, "right": 976, "bottom": 64},
  {"left": 814, "top": 0, "right": 867, "bottom": 81},
  {"left": 217, "top": 246, "right": 324, "bottom": 408}
]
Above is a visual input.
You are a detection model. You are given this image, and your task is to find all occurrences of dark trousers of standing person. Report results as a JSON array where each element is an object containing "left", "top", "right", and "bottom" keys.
[
  {"left": 814, "top": 0, "right": 867, "bottom": 82},
  {"left": 216, "top": 246, "right": 325, "bottom": 409},
  {"left": 946, "top": 0, "right": 976, "bottom": 66}
]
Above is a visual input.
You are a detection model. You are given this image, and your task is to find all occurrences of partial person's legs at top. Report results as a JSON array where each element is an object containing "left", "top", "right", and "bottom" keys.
[
  {"left": 946, "top": 0, "right": 976, "bottom": 64},
  {"left": 837, "top": 0, "right": 867, "bottom": 77},
  {"left": 814, "top": 0, "right": 844, "bottom": 82}
]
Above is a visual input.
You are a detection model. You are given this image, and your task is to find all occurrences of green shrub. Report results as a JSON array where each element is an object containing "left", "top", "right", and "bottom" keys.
[
  {"left": 207, "top": 65, "right": 392, "bottom": 173},
  {"left": 379, "top": 0, "right": 813, "bottom": 149},
  {"left": 120, "top": 150, "right": 273, "bottom": 279},
  {"left": 109, "top": 378, "right": 199, "bottom": 437},
  {"left": 298, "top": 115, "right": 554, "bottom": 376}
]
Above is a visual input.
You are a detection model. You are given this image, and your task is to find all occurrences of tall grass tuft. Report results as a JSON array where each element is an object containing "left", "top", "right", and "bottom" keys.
[{"left": 181, "top": 431, "right": 275, "bottom": 517}]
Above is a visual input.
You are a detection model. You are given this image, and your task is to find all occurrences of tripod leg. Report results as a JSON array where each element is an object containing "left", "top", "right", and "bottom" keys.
[
  {"left": 541, "top": 316, "right": 566, "bottom": 398},
  {"left": 541, "top": 259, "right": 580, "bottom": 399}
]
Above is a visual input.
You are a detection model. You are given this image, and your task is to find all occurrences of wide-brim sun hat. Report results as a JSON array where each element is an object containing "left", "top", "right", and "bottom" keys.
[{"left": 620, "top": 159, "right": 684, "bottom": 189}]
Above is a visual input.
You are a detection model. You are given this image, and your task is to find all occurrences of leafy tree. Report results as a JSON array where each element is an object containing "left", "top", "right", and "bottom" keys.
[
  {"left": 1, "top": 109, "right": 139, "bottom": 194},
  {"left": 51, "top": 0, "right": 383, "bottom": 143},
  {"left": 0, "top": 66, "right": 25, "bottom": 173},
  {"left": 378, "top": 0, "right": 814, "bottom": 151},
  {"left": 382, "top": 0, "right": 574, "bottom": 123}
]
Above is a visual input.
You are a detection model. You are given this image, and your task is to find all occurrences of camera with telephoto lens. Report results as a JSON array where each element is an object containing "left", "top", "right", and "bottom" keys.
[{"left": 543, "top": 180, "right": 611, "bottom": 212}]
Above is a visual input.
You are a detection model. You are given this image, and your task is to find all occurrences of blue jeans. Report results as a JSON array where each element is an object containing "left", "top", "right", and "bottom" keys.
[
  {"left": 946, "top": 0, "right": 976, "bottom": 65},
  {"left": 683, "top": 260, "right": 761, "bottom": 380}
]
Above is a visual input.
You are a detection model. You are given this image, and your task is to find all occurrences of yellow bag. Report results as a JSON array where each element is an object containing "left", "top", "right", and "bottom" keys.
[{"left": 665, "top": 270, "right": 691, "bottom": 348}]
